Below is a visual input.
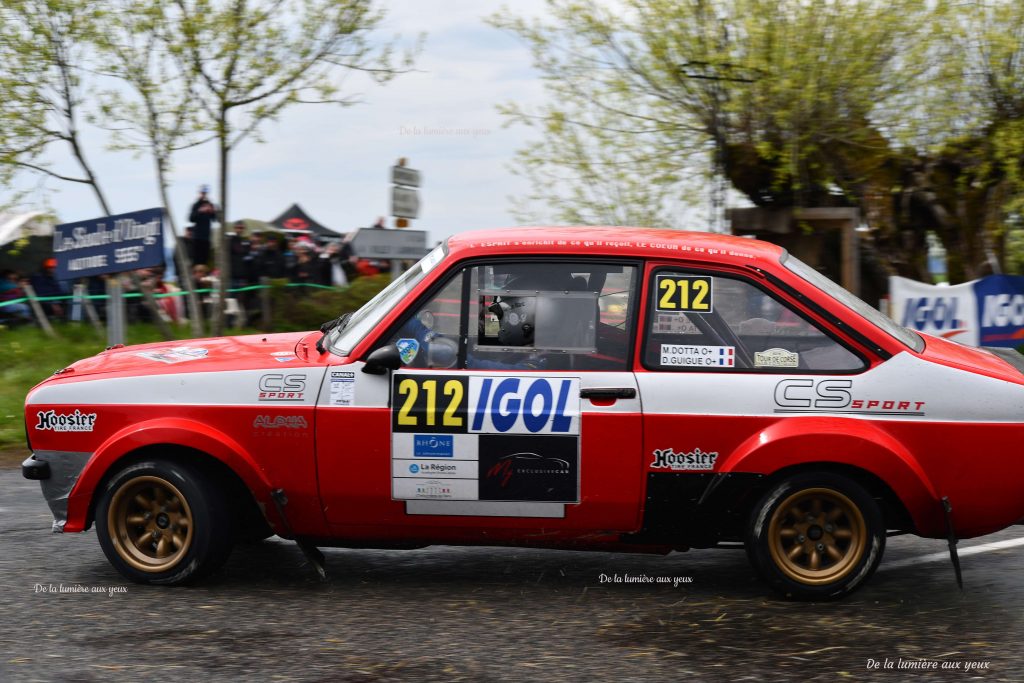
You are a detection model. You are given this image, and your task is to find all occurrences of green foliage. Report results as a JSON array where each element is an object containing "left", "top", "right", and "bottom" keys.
[
  {"left": 0, "top": 323, "right": 214, "bottom": 449},
  {"left": 0, "top": 276, "right": 386, "bottom": 449},
  {"left": 492, "top": 0, "right": 1024, "bottom": 280},
  {"left": 490, "top": 0, "right": 937, "bottom": 226},
  {"left": 0, "top": 0, "right": 106, "bottom": 190},
  {"left": 266, "top": 275, "right": 390, "bottom": 331}
]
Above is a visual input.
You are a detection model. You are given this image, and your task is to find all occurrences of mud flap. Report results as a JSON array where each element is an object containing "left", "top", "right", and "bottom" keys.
[
  {"left": 941, "top": 496, "right": 963, "bottom": 590},
  {"left": 270, "top": 489, "right": 327, "bottom": 581}
]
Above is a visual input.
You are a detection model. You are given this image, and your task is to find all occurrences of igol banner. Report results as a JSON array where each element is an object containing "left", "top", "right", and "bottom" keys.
[{"left": 890, "top": 275, "right": 1024, "bottom": 348}]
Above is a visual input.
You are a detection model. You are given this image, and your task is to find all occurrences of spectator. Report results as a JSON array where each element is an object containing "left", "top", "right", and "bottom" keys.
[
  {"left": 290, "top": 243, "right": 323, "bottom": 289},
  {"left": 318, "top": 241, "right": 349, "bottom": 288},
  {"left": 372, "top": 216, "right": 387, "bottom": 229},
  {"left": 141, "top": 266, "right": 184, "bottom": 324},
  {"left": 182, "top": 225, "right": 197, "bottom": 266},
  {"left": 188, "top": 185, "right": 217, "bottom": 266},
  {"left": 28, "top": 258, "right": 69, "bottom": 319},
  {"left": 0, "top": 269, "right": 31, "bottom": 322},
  {"left": 192, "top": 263, "right": 216, "bottom": 291},
  {"left": 229, "top": 220, "right": 252, "bottom": 289},
  {"left": 253, "top": 235, "right": 288, "bottom": 279},
  {"left": 247, "top": 232, "right": 265, "bottom": 282}
]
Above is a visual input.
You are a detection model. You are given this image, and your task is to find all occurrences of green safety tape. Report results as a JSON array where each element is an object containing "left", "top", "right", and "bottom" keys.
[{"left": 0, "top": 282, "right": 344, "bottom": 309}]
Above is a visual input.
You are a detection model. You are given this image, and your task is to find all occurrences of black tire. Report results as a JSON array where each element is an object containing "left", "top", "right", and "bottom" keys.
[
  {"left": 745, "top": 472, "right": 885, "bottom": 600},
  {"left": 95, "top": 458, "right": 234, "bottom": 585}
]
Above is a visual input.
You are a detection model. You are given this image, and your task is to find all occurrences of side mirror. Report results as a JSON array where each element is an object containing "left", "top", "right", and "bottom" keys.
[{"left": 362, "top": 345, "right": 402, "bottom": 374}]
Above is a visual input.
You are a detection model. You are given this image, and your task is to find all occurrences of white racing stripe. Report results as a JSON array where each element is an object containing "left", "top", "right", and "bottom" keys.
[{"left": 882, "top": 535, "right": 1024, "bottom": 570}]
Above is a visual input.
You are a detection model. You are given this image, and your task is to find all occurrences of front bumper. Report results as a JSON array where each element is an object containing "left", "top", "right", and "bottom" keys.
[{"left": 22, "top": 451, "right": 92, "bottom": 532}]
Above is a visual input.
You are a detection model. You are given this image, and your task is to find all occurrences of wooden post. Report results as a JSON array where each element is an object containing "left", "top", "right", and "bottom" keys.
[
  {"left": 22, "top": 283, "right": 56, "bottom": 338},
  {"left": 82, "top": 289, "right": 103, "bottom": 334},
  {"left": 106, "top": 277, "right": 126, "bottom": 347},
  {"left": 260, "top": 276, "right": 272, "bottom": 331}
]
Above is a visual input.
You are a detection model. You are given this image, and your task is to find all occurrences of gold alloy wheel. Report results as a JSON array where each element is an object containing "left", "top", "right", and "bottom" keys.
[
  {"left": 767, "top": 487, "right": 867, "bottom": 586},
  {"left": 108, "top": 475, "right": 194, "bottom": 573}
]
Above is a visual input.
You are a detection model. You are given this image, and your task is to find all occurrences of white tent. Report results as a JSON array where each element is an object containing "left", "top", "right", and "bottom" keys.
[{"left": 0, "top": 211, "right": 53, "bottom": 248}]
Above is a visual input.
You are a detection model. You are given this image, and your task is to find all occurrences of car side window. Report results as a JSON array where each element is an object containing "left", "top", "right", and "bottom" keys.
[
  {"left": 387, "top": 261, "right": 638, "bottom": 371},
  {"left": 385, "top": 269, "right": 465, "bottom": 369},
  {"left": 644, "top": 269, "right": 865, "bottom": 372},
  {"left": 467, "top": 262, "right": 637, "bottom": 371}
]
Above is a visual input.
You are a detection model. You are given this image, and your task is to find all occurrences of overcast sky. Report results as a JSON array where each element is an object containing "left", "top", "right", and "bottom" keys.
[{"left": 2, "top": 0, "right": 552, "bottom": 247}]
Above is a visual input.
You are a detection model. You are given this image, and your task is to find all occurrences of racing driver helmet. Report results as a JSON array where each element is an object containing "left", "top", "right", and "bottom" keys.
[{"left": 489, "top": 268, "right": 575, "bottom": 347}]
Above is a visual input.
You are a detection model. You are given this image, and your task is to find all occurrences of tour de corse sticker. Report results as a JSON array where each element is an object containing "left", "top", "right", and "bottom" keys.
[
  {"left": 754, "top": 348, "right": 800, "bottom": 368},
  {"left": 655, "top": 274, "right": 713, "bottom": 313}
]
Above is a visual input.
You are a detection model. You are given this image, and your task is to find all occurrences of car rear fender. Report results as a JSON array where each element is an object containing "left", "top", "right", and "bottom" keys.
[
  {"left": 718, "top": 416, "right": 944, "bottom": 536},
  {"left": 64, "top": 418, "right": 276, "bottom": 533}
]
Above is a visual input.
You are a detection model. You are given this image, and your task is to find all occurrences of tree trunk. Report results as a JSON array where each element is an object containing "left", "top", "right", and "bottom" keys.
[
  {"left": 155, "top": 160, "right": 205, "bottom": 338},
  {"left": 213, "top": 125, "right": 230, "bottom": 336},
  {"left": 76, "top": 141, "right": 173, "bottom": 339}
]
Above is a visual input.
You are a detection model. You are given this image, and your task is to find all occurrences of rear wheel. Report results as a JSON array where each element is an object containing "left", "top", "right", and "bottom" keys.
[
  {"left": 96, "top": 459, "right": 234, "bottom": 584},
  {"left": 746, "top": 472, "right": 885, "bottom": 600}
]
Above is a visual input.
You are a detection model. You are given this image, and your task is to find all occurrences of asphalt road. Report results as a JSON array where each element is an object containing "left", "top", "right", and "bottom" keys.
[{"left": 2, "top": 463, "right": 1024, "bottom": 682}]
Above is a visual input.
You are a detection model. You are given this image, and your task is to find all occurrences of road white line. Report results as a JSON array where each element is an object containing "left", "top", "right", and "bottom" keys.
[{"left": 883, "top": 536, "right": 1024, "bottom": 570}]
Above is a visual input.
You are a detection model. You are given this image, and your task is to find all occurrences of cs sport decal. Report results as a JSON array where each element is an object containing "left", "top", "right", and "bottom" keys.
[
  {"left": 258, "top": 373, "right": 307, "bottom": 402},
  {"left": 36, "top": 409, "right": 97, "bottom": 432},
  {"left": 650, "top": 447, "right": 718, "bottom": 472},
  {"left": 773, "top": 379, "right": 926, "bottom": 416}
]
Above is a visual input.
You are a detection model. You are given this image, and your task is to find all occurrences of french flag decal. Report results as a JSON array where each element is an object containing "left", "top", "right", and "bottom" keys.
[{"left": 717, "top": 348, "right": 735, "bottom": 366}]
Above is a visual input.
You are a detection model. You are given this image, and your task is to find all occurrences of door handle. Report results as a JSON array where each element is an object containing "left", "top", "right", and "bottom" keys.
[{"left": 579, "top": 387, "right": 636, "bottom": 400}]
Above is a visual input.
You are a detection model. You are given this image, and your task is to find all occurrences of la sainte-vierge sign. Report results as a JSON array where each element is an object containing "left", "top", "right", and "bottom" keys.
[{"left": 53, "top": 208, "right": 165, "bottom": 280}]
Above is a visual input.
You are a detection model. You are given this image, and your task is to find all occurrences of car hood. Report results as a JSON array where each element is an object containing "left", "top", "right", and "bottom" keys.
[{"left": 56, "top": 331, "right": 316, "bottom": 379}]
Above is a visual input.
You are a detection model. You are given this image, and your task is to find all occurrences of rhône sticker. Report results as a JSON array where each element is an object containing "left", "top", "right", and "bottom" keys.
[
  {"left": 754, "top": 347, "right": 799, "bottom": 368},
  {"left": 660, "top": 344, "right": 734, "bottom": 367},
  {"left": 396, "top": 338, "right": 419, "bottom": 365},
  {"left": 390, "top": 373, "right": 581, "bottom": 505},
  {"left": 650, "top": 447, "right": 718, "bottom": 471}
]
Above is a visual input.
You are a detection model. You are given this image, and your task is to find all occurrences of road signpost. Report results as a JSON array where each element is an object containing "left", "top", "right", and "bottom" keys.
[
  {"left": 390, "top": 159, "right": 422, "bottom": 228},
  {"left": 350, "top": 228, "right": 428, "bottom": 261}
]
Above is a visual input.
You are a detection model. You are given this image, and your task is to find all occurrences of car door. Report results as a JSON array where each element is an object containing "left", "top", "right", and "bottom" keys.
[
  {"left": 315, "top": 258, "right": 646, "bottom": 540},
  {"left": 635, "top": 263, "right": 868, "bottom": 486}
]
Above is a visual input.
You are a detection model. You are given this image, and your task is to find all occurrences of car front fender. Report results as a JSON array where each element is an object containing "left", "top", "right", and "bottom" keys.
[{"left": 64, "top": 417, "right": 276, "bottom": 533}]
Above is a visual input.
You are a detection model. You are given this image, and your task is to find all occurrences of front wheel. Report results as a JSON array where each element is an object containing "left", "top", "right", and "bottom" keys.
[
  {"left": 96, "top": 459, "right": 234, "bottom": 585},
  {"left": 746, "top": 472, "right": 885, "bottom": 600}
]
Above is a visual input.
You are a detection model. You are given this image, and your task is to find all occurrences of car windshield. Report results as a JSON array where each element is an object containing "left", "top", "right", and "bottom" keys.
[
  {"left": 326, "top": 242, "right": 447, "bottom": 356},
  {"left": 783, "top": 253, "right": 923, "bottom": 352}
]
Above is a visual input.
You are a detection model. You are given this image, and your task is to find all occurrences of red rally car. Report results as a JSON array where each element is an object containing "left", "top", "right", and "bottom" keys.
[{"left": 22, "top": 227, "right": 1024, "bottom": 599}]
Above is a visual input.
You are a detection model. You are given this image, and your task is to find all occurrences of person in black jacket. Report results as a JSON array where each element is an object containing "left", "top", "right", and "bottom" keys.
[
  {"left": 253, "top": 235, "right": 288, "bottom": 279},
  {"left": 188, "top": 185, "right": 217, "bottom": 266},
  {"left": 229, "top": 221, "right": 252, "bottom": 289}
]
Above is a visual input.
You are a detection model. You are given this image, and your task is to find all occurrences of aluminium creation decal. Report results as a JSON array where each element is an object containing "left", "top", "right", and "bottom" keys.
[
  {"left": 889, "top": 274, "right": 1024, "bottom": 348},
  {"left": 390, "top": 373, "right": 580, "bottom": 507}
]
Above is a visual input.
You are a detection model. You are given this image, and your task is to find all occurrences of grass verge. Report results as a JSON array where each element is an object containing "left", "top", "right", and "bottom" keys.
[{"left": 0, "top": 323, "right": 251, "bottom": 451}]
